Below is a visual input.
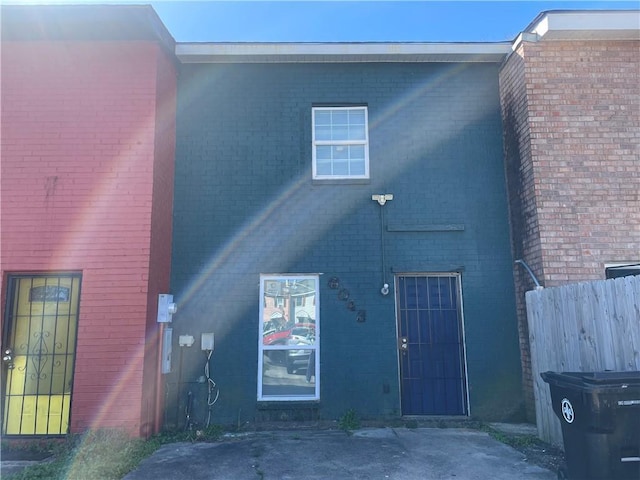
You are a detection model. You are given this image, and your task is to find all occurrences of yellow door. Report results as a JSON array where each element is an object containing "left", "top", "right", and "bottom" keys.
[{"left": 2, "top": 274, "right": 80, "bottom": 435}]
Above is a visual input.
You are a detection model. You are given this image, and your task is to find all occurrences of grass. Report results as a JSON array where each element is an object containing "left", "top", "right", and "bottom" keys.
[
  {"left": 2, "top": 426, "right": 223, "bottom": 480},
  {"left": 480, "top": 424, "right": 540, "bottom": 449},
  {"left": 337, "top": 409, "right": 360, "bottom": 432},
  {"left": 404, "top": 419, "right": 419, "bottom": 429}
]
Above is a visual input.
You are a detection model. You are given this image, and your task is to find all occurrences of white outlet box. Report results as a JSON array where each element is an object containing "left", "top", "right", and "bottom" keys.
[
  {"left": 201, "top": 332, "right": 215, "bottom": 351},
  {"left": 179, "top": 335, "right": 195, "bottom": 347}
]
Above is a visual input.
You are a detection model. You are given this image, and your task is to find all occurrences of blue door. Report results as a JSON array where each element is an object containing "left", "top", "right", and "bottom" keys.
[{"left": 397, "top": 274, "right": 468, "bottom": 415}]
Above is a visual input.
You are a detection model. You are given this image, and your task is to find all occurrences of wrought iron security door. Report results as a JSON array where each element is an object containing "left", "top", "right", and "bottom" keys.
[
  {"left": 396, "top": 274, "right": 468, "bottom": 415},
  {"left": 2, "top": 274, "right": 81, "bottom": 435}
]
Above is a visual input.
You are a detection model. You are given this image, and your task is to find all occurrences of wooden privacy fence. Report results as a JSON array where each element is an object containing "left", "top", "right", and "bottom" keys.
[{"left": 525, "top": 275, "right": 640, "bottom": 446}]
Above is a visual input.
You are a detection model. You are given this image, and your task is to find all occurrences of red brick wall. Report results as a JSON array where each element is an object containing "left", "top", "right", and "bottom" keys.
[
  {"left": 140, "top": 48, "right": 177, "bottom": 437},
  {"left": 1, "top": 40, "right": 175, "bottom": 435},
  {"left": 499, "top": 38, "right": 640, "bottom": 421}
]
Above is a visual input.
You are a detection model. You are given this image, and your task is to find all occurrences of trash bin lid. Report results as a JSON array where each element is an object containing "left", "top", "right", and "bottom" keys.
[
  {"left": 579, "top": 371, "right": 640, "bottom": 385},
  {"left": 541, "top": 370, "right": 640, "bottom": 387}
]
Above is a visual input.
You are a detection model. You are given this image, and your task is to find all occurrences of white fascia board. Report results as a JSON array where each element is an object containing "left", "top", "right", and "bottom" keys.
[
  {"left": 530, "top": 11, "right": 640, "bottom": 40},
  {"left": 175, "top": 42, "right": 511, "bottom": 64}
]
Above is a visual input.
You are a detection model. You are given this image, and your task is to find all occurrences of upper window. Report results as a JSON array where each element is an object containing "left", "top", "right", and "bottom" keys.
[
  {"left": 312, "top": 106, "right": 369, "bottom": 180},
  {"left": 258, "top": 275, "right": 319, "bottom": 401}
]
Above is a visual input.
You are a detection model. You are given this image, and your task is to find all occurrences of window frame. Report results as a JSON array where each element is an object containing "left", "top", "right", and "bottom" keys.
[
  {"left": 312, "top": 106, "right": 370, "bottom": 180},
  {"left": 258, "top": 274, "right": 320, "bottom": 401}
]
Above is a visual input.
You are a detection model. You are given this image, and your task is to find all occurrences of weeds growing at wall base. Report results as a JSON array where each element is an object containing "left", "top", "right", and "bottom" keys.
[{"left": 2, "top": 426, "right": 223, "bottom": 480}]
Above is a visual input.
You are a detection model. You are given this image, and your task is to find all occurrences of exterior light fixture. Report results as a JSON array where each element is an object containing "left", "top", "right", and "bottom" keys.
[{"left": 372, "top": 194, "right": 394, "bottom": 206}]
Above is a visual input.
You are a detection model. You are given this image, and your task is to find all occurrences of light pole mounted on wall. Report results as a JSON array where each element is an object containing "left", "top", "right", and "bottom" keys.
[{"left": 372, "top": 194, "right": 394, "bottom": 296}]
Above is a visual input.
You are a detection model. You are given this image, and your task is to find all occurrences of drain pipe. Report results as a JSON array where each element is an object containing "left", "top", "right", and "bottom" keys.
[{"left": 514, "top": 259, "right": 543, "bottom": 289}]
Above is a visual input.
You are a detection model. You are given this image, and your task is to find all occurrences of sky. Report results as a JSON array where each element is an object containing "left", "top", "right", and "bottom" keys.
[
  {"left": 5, "top": 1, "right": 639, "bottom": 42},
  {"left": 149, "top": 1, "right": 639, "bottom": 42}
]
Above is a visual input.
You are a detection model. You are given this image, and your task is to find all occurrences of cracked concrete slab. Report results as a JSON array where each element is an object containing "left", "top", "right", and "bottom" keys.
[{"left": 124, "top": 427, "right": 555, "bottom": 480}]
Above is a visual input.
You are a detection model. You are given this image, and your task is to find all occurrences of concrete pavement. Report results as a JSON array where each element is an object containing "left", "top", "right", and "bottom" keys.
[{"left": 124, "top": 427, "right": 556, "bottom": 480}]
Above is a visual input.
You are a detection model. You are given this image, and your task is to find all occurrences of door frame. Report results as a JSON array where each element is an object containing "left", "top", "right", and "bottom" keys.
[{"left": 394, "top": 272, "right": 470, "bottom": 416}]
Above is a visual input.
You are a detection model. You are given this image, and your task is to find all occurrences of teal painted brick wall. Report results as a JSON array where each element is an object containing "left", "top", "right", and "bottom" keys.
[{"left": 170, "top": 62, "right": 522, "bottom": 426}]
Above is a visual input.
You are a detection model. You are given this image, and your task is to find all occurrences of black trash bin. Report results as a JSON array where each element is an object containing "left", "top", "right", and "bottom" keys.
[{"left": 541, "top": 371, "right": 640, "bottom": 480}]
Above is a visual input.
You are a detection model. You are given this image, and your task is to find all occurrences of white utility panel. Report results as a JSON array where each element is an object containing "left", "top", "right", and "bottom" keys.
[{"left": 201, "top": 332, "right": 215, "bottom": 351}]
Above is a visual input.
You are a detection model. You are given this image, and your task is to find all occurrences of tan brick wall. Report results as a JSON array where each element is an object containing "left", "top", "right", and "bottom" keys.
[
  {"left": 525, "top": 40, "right": 640, "bottom": 285},
  {"left": 499, "top": 38, "right": 640, "bottom": 421}
]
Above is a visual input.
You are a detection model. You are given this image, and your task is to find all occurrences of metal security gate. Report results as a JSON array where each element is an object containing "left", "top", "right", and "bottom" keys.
[
  {"left": 396, "top": 274, "right": 468, "bottom": 415},
  {"left": 2, "top": 274, "right": 81, "bottom": 435}
]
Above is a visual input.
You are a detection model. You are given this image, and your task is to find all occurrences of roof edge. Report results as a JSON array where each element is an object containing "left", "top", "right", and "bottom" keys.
[
  {"left": 175, "top": 42, "right": 512, "bottom": 64},
  {"left": 525, "top": 10, "right": 640, "bottom": 41},
  {"left": 0, "top": 4, "right": 176, "bottom": 51}
]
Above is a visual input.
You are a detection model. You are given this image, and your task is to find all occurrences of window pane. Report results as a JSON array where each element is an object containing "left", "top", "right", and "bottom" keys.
[
  {"left": 262, "top": 350, "right": 316, "bottom": 397},
  {"left": 350, "top": 159, "right": 366, "bottom": 176},
  {"left": 316, "top": 160, "right": 331, "bottom": 176},
  {"left": 262, "top": 278, "right": 317, "bottom": 346},
  {"left": 350, "top": 145, "right": 365, "bottom": 159},
  {"left": 332, "top": 110, "right": 348, "bottom": 125},
  {"left": 333, "top": 145, "right": 348, "bottom": 159},
  {"left": 315, "top": 125, "right": 331, "bottom": 141},
  {"left": 314, "top": 111, "right": 331, "bottom": 126},
  {"left": 349, "top": 109, "right": 365, "bottom": 125},
  {"left": 349, "top": 125, "right": 366, "bottom": 140},
  {"left": 331, "top": 126, "right": 348, "bottom": 141},
  {"left": 333, "top": 160, "right": 349, "bottom": 176},
  {"left": 316, "top": 146, "right": 331, "bottom": 160}
]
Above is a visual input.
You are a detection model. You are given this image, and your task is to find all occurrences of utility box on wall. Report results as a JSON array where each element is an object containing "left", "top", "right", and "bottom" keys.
[
  {"left": 157, "top": 294, "right": 177, "bottom": 323},
  {"left": 161, "top": 327, "right": 173, "bottom": 374}
]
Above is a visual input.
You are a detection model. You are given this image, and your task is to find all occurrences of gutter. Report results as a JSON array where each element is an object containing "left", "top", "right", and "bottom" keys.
[{"left": 175, "top": 42, "right": 512, "bottom": 64}]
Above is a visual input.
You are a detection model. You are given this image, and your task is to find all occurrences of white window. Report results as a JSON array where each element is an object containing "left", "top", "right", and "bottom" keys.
[
  {"left": 258, "top": 275, "right": 319, "bottom": 401},
  {"left": 312, "top": 106, "right": 369, "bottom": 180}
]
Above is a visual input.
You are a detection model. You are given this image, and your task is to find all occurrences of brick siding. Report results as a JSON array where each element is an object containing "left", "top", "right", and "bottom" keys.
[
  {"left": 171, "top": 61, "right": 522, "bottom": 425},
  {"left": 1, "top": 40, "right": 176, "bottom": 435},
  {"left": 500, "top": 38, "right": 640, "bottom": 421},
  {"left": 140, "top": 47, "right": 177, "bottom": 437}
]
